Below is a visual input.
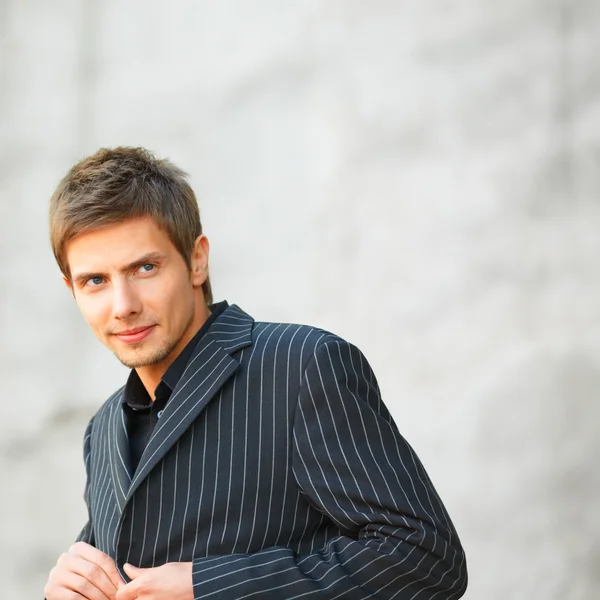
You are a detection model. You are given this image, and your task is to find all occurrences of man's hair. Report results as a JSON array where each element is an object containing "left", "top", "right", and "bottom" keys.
[{"left": 49, "top": 146, "right": 212, "bottom": 304}]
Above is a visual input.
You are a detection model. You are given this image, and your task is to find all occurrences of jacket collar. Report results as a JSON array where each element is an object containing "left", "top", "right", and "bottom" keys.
[{"left": 108, "top": 302, "right": 254, "bottom": 512}]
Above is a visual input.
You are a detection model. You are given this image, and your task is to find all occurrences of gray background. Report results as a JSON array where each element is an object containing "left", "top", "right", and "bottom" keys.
[{"left": 1, "top": 1, "right": 599, "bottom": 598}]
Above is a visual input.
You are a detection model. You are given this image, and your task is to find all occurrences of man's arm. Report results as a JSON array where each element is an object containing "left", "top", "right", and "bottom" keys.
[
  {"left": 45, "top": 419, "right": 123, "bottom": 600},
  {"left": 188, "top": 337, "right": 467, "bottom": 599}
]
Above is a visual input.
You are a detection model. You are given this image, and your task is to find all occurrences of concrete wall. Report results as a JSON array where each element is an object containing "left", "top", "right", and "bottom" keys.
[{"left": 1, "top": 1, "right": 598, "bottom": 598}]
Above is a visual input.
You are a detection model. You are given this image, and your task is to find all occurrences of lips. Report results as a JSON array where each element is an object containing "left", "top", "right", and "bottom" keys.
[{"left": 114, "top": 325, "right": 155, "bottom": 344}]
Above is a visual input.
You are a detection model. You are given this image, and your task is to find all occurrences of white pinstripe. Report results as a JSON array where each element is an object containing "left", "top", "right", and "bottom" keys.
[
  {"left": 152, "top": 460, "right": 165, "bottom": 566},
  {"left": 205, "top": 389, "right": 224, "bottom": 553},
  {"left": 220, "top": 349, "right": 242, "bottom": 547}
]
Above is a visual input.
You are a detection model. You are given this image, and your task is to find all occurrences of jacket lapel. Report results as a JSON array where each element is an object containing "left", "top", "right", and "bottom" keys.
[
  {"left": 106, "top": 390, "right": 132, "bottom": 514},
  {"left": 125, "top": 304, "right": 254, "bottom": 502}
]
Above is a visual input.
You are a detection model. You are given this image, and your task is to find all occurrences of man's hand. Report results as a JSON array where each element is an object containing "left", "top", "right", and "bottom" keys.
[
  {"left": 116, "top": 562, "right": 193, "bottom": 600},
  {"left": 44, "top": 541, "right": 123, "bottom": 600}
]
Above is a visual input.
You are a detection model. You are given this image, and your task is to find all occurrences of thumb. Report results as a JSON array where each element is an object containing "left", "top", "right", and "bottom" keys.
[{"left": 123, "top": 563, "right": 147, "bottom": 579}]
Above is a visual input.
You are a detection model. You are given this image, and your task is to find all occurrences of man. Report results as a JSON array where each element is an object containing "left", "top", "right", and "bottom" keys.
[{"left": 44, "top": 147, "right": 467, "bottom": 600}]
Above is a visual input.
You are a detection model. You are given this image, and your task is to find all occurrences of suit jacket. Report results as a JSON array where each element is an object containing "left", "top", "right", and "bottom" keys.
[{"left": 76, "top": 303, "right": 467, "bottom": 599}]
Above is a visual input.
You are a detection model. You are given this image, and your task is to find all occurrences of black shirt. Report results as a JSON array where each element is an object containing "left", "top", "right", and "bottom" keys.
[{"left": 122, "top": 301, "right": 228, "bottom": 473}]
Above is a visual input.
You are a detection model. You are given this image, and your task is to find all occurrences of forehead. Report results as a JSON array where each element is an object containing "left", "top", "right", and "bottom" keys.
[{"left": 66, "top": 217, "right": 174, "bottom": 273}]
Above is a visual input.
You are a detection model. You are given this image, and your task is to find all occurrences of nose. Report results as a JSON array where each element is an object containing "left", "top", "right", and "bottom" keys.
[{"left": 111, "top": 279, "right": 142, "bottom": 320}]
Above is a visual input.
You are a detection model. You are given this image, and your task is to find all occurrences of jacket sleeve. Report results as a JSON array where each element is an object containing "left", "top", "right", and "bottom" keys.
[
  {"left": 191, "top": 337, "right": 467, "bottom": 599},
  {"left": 44, "top": 420, "right": 97, "bottom": 600},
  {"left": 75, "top": 417, "right": 96, "bottom": 547}
]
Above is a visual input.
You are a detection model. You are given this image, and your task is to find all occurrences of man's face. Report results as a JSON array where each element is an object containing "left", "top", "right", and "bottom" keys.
[{"left": 65, "top": 216, "right": 208, "bottom": 370}]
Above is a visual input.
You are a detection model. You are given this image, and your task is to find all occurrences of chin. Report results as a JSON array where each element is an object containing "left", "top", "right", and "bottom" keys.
[{"left": 115, "top": 342, "right": 175, "bottom": 369}]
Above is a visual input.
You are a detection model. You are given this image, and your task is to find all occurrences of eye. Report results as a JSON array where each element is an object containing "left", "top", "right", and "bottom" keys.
[
  {"left": 138, "top": 263, "right": 155, "bottom": 273},
  {"left": 86, "top": 276, "right": 104, "bottom": 287}
]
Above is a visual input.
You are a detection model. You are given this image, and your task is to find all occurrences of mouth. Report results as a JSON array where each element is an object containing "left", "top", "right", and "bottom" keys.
[{"left": 113, "top": 325, "right": 155, "bottom": 344}]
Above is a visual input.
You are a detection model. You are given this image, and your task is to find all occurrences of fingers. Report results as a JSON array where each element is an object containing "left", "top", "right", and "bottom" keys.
[
  {"left": 68, "top": 542, "right": 123, "bottom": 590},
  {"left": 116, "top": 565, "right": 148, "bottom": 600},
  {"left": 117, "top": 562, "right": 193, "bottom": 600},
  {"left": 44, "top": 543, "right": 123, "bottom": 600},
  {"left": 122, "top": 563, "right": 145, "bottom": 579},
  {"left": 53, "top": 570, "right": 114, "bottom": 600},
  {"left": 44, "top": 574, "right": 88, "bottom": 600},
  {"left": 45, "top": 566, "right": 113, "bottom": 600},
  {"left": 57, "top": 553, "right": 118, "bottom": 600},
  {"left": 115, "top": 581, "right": 138, "bottom": 600}
]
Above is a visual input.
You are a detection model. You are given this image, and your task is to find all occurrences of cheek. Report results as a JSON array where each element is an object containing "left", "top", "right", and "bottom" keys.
[
  {"left": 76, "top": 296, "right": 111, "bottom": 331},
  {"left": 145, "top": 272, "right": 190, "bottom": 311},
  {"left": 151, "top": 280, "right": 193, "bottom": 329}
]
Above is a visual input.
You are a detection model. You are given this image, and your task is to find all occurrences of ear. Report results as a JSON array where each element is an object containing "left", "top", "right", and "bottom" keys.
[{"left": 190, "top": 235, "right": 210, "bottom": 287}]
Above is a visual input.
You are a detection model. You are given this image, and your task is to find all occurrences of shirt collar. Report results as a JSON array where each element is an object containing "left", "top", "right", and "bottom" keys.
[{"left": 122, "top": 300, "right": 229, "bottom": 409}]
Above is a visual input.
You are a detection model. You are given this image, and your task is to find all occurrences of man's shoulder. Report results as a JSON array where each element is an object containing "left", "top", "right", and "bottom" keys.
[
  {"left": 249, "top": 318, "right": 351, "bottom": 363},
  {"left": 254, "top": 318, "right": 341, "bottom": 343},
  {"left": 218, "top": 303, "right": 349, "bottom": 351}
]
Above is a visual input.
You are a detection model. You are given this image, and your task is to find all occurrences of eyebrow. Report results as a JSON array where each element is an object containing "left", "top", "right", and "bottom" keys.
[{"left": 72, "top": 251, "right": 167, "bottom": 285}]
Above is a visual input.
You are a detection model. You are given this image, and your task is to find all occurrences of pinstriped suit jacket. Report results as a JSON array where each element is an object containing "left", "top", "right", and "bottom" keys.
[{"left": 76, "top": 303, "right": 467, "bottom": 599}]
